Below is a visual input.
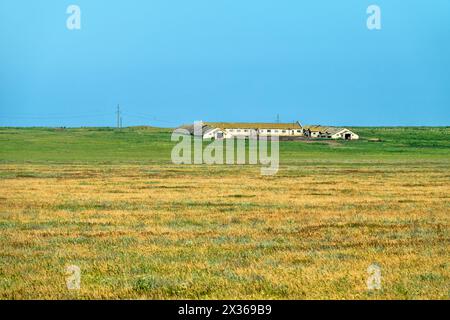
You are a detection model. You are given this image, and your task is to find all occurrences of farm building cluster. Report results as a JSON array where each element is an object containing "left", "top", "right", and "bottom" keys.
[{"left": 182, "top": 122, "right": 359, "bottom": 140}]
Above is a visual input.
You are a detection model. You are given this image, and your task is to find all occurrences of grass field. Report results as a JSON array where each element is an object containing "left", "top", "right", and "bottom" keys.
[{"left": 0, "top": 126, "right": 449, "bottom": 299}]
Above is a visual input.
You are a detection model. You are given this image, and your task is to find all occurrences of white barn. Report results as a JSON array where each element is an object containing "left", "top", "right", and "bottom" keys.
[
  {"left": 187, "top": 122, "right": 304, "bottom": 139},
  {"left": 304, "top": 126, "right": 359, "bottom": 140}
]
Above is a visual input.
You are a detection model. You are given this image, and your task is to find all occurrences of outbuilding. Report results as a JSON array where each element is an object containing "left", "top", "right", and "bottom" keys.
[{"left": 303, "top": 126, "right": 359, "bottom": 140}]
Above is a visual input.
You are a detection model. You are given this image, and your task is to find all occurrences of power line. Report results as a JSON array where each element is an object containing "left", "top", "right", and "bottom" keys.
[
  {"left": 0, "top": 109, "right": 178, "bottom": 126},
  {"left": 0, "top": 113, "right": 110, "bottom": 120},
  {"left": 122, "top": 112, "right": 178, "bottom": 125}
]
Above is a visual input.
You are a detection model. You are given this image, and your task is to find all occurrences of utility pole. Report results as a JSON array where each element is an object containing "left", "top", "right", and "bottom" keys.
[
  {"left": 116, "top": 104, "right": 120, "bottom": 129},
  {"left": 276, "top": 114, "right": 280, "bottom": 123}
]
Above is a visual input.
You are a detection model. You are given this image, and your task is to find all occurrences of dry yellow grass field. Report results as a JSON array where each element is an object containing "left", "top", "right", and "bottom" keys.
[{"left": 0, "top": 127, "right": 449, "bottom": 299}]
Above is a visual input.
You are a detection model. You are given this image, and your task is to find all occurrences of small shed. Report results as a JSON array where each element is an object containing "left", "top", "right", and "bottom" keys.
[{"left": 304, "top": 126, "right": 359, "bottom": 140}]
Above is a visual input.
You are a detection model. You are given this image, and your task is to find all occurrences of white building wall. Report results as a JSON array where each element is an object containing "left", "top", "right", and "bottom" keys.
[
  {"left": 330, "top": 129, "right": 359, "bottom": 140},
  {"left": 224, "top": 128, "right": 257, "bottom": 137},
  {"left": 203, "top": 128, "right": 227, "bottom": 139},
  {"left": 204, "top": 127, "right": 304, "bottom": 139},
  {"left": 257, "top": 128, "right": 303, "bottom": 137}
]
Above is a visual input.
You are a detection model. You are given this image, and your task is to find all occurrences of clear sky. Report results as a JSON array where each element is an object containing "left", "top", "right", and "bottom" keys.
[{"left": 0, "top": 0, "right": 449, "bottom": 127}]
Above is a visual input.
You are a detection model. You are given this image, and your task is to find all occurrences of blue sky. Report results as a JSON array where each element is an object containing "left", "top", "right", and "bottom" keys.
[{"left": 0, "top": 0, "right": 449, "bottom": 127}]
